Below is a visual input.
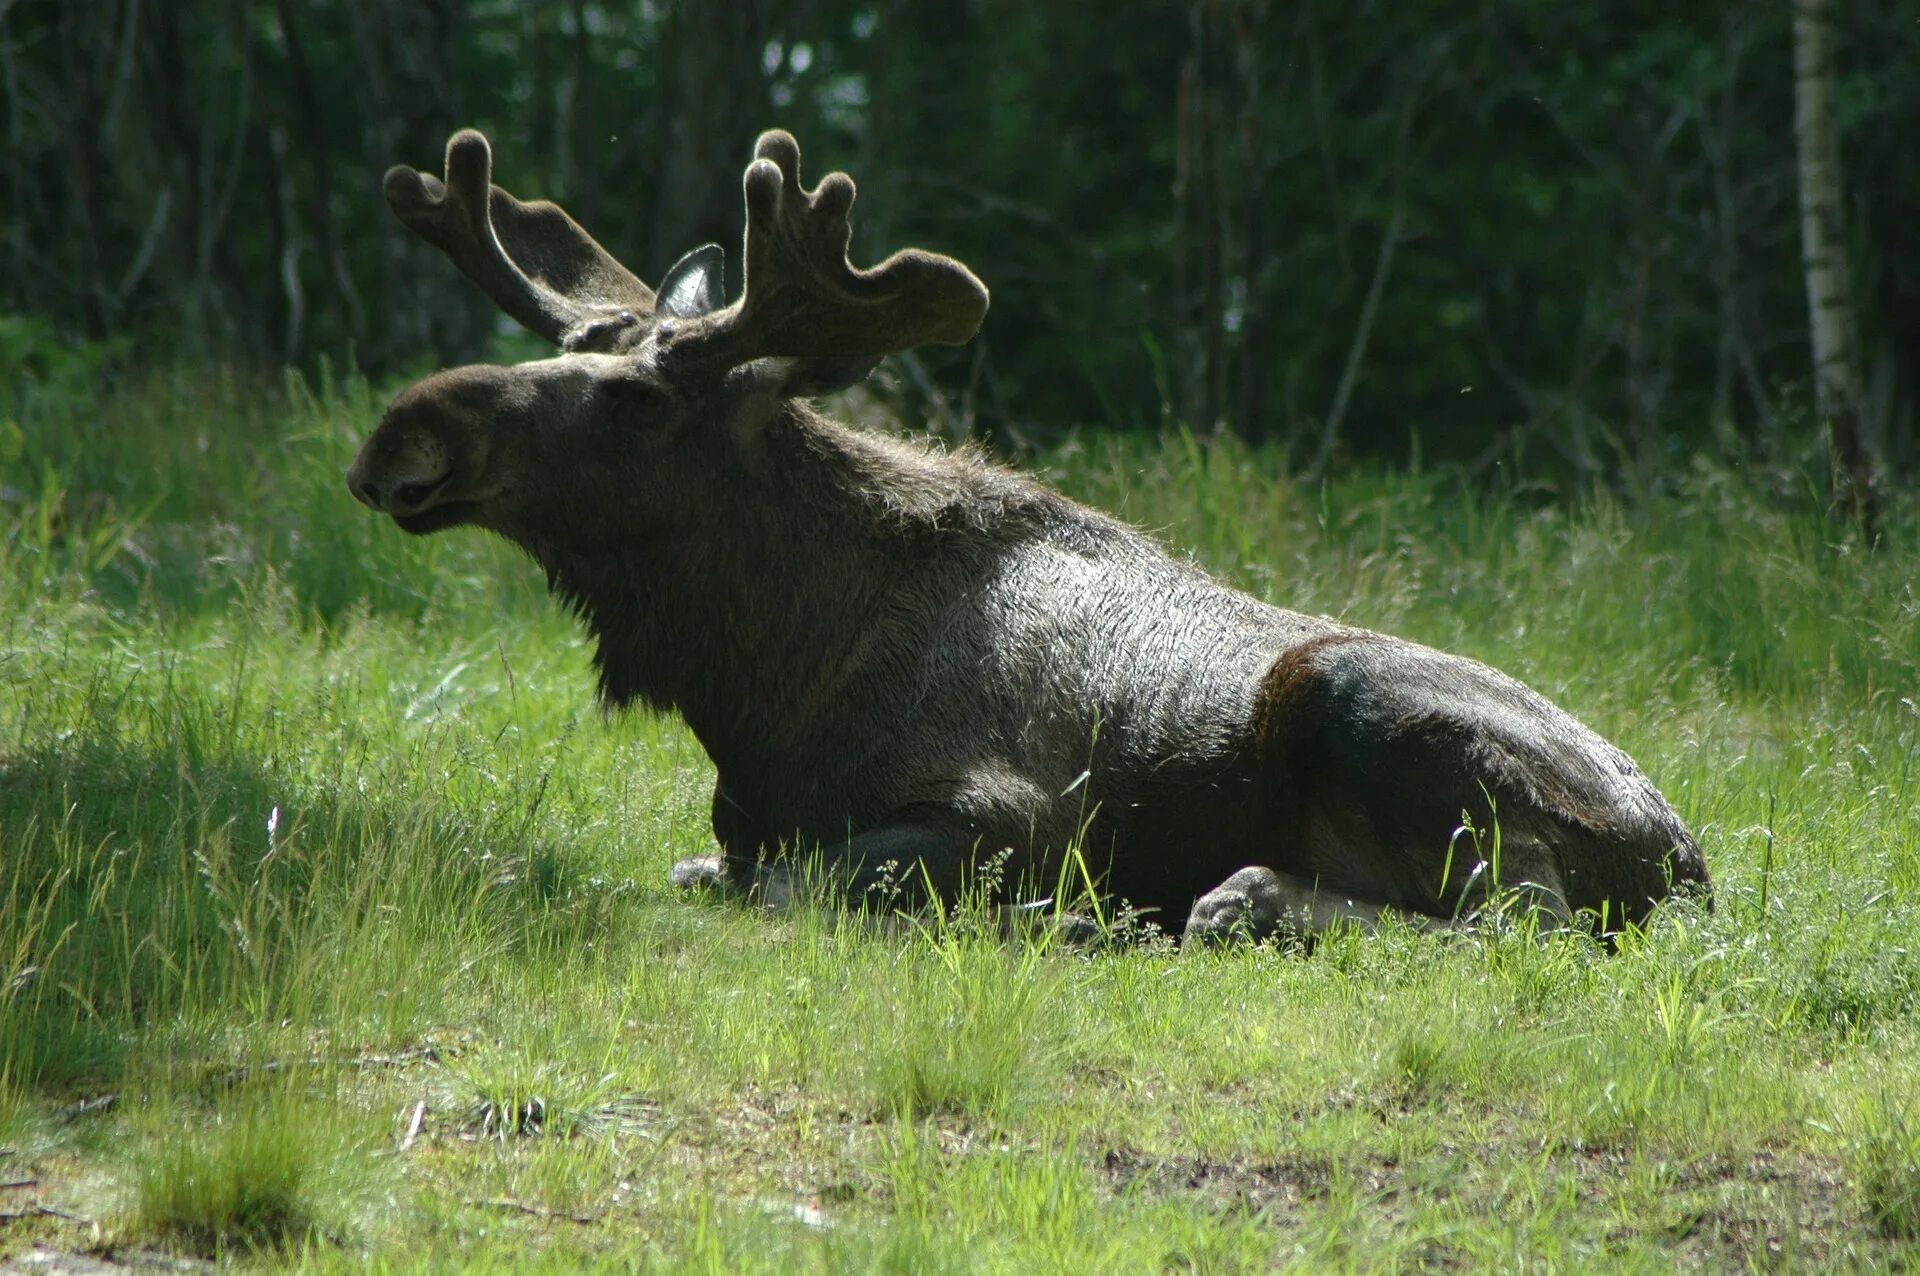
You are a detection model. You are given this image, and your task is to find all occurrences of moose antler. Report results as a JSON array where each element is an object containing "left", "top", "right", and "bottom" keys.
[
  {"left": 384, "top": 129, "right": 657, "bottom": 350},
  {"left": 663, "top": 130, "right": 989, "bottom": 373}
]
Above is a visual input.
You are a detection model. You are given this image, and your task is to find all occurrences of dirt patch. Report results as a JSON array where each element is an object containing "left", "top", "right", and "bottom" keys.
[
  {"left": 1096, "top": 1139, "right": 1874, "bottom": 1267},
  {"left": 1650, "top": 1148, "right": 1854, "bottom": 1270},
  {"left": 0, "top": 1249, "right": 210, "bottom": 1274},
  {"left": 1100, "top": 1144, "right": 1345, "bottom": 1214}
]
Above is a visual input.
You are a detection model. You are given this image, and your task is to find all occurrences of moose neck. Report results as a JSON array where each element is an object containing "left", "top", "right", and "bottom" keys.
[{"left": 529, "top": 400, "right": 1016, "bottom": 778}]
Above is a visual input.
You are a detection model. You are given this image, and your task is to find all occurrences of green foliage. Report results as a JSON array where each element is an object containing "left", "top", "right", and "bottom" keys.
[
  {"left": 4, "top": 4, "right": 1915, "bottom": 470},
  {"left": 0, "top": 314, "right": 130, "bottom": 411},
  {"left": 867, "top": 928, "right": 1065, "bottom": 1119},
  {"left": 128, "top": 1093, "right": 373, "bottom": 1255},
  {"left": 1849, "top": 1097, "right": 1920, "bottom": 1240}
]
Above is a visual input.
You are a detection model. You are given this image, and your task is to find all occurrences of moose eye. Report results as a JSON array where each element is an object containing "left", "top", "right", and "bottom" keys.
[{"left": 603, "top": 376, "right": 667, "bottom": 415}]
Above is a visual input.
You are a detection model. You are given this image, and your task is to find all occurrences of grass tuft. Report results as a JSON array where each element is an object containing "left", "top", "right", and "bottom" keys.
[
  {"left": 868, "top": 933, "right": 1064, "bottom": 1119},
  {"left": 127, "top": 1097, "right": 359, "bottom": 1256},
  {"left": 449, "top": 1059, "right": 660, "bottom": 1141},
  {"left": 1383, "top": 1029, "right": 1459, "bottom": 1102},
  {"left": 1851, "top": 1097, "right": 1920, "bottom": 1240}
]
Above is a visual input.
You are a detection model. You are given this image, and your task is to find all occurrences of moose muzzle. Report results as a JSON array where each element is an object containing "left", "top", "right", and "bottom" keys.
[{"left": 347, "top": 435, "right": 452, "bottom": 516}]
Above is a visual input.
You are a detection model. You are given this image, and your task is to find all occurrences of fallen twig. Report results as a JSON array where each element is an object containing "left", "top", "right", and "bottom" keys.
[
  {"left": 398, "top": 1100, "right": 427, "bottom": 1153},
  {"left": 465, "top": 1196, "right": 599, "bottom": 1226},
  {"left": 0, "top": 1202, "right": 94, "bottom": 1225},
  {"left": 56, "top": 1095, "right": 117, "bottom": 1123},
  {"left": 209, "top": 1043, "right": 445, "bottom": 1091}
]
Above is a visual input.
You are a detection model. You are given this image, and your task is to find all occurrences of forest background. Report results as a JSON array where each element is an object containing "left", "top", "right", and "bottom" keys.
[{"left": 5, "top": 0, "right": 1916, "bottom": 486}]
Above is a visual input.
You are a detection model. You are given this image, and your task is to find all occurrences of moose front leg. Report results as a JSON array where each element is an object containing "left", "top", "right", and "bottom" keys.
[
  {"left": 671, "top": 822, "right": 1108, "bottom": 951},
  {"left": 668, "top": 820, "right": 991, "bottom": 910},
  {"left": 822, "top": 821, "right": 991, "bottom": 902}
]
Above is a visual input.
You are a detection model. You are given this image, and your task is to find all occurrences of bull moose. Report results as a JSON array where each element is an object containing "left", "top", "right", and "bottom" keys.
[{"left": 347, "top": 128, "right": 1710, "bottom": 943}]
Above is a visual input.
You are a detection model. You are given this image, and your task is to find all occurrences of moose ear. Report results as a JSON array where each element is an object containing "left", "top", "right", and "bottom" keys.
[{"left": 657, "top": 244, "right": 725, "bottom": 319}]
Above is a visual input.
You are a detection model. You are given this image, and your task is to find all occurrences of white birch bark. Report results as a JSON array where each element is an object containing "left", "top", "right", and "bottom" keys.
[{"left": 1793, "top": 0, "right": 1881, "bottom": 534}]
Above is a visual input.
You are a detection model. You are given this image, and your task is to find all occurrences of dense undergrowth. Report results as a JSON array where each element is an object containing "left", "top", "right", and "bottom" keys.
[{"left": 1, "top": 363, "right": 1916, "bottom": 1270}]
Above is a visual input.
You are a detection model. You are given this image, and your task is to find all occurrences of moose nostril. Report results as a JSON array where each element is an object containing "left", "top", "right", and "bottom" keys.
[
  {"left": 354, "top": 478, "right": 385, "bottom": 508},
  {"left": 395, "top": 481, "right": 433, "bottom": 509}
]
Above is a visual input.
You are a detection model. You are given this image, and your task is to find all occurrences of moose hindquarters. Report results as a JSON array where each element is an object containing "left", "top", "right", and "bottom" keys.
[{"left": 1251, "top": 631, "right": 1708, "bottom": 929}]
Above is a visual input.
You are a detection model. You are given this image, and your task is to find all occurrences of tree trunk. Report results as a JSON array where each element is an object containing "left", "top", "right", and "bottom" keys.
[
  {"left": 1173, "top": 0, "right": 1225, "bottom": 433},
  {"left": 1793, "top": 0, "right": 1881, "bottom": 539},
  {"left": 649, "top": 0, "right": 766, "bottom": 280}
]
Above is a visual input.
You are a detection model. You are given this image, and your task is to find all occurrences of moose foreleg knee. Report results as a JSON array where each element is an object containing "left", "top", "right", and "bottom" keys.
[
  {"left": 1182, "top": 867, "right": 1399, "bottom": 947},
  {"left": 668, "top": 853, "right": 805, "bottom": 912},
  {"left": 669, "top": 854, "right": 729, "bottom": 892},
  {"left": 829, "top": 822, "right": 993, "bottom": 906}
]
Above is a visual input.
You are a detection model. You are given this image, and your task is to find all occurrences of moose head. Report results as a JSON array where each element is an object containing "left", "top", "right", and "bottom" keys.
[{"left": 348, "top": 128, "right": 987, "bottom": 545}]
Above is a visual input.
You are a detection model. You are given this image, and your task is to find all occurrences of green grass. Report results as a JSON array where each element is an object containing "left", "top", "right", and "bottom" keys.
[
  {"left": 1, "top": 361, "right": 1917, "bottom": 1269},
  {"left": 129, "top": 1089, "right": 377, "bottom": 1256}
]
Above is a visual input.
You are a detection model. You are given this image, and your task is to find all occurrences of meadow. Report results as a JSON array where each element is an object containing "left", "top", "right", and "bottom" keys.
[{"left": 2, "top": 360, "right": 1917, "bottom": 1271}]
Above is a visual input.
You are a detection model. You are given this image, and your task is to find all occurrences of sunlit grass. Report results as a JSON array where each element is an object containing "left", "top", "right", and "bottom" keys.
[
  {"left": 0, "top": 363, "right": 1916, "bottom": 1268},
  {"left": 126, "top": 1087, "right": 382, "bottom": 1256}
]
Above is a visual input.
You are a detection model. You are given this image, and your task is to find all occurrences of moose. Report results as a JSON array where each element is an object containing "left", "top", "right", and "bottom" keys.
[{"left": 348, "top": 128, "right": 1710, "bottom": 943}]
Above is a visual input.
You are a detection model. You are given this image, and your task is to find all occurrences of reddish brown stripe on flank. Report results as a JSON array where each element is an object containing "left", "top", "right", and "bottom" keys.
[{"left": 1252, "top": 632, "right": 1376, "bottom": 751}]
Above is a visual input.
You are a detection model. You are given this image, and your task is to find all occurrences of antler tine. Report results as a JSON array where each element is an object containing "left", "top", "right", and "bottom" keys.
[
  {"left": 385, "top": 129, "right": 655, "bottom": 350},
  {"left": 665, "top": 129, "right": 989, "bottom": 373}
]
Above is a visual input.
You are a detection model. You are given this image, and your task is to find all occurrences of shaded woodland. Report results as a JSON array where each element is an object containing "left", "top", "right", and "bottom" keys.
[{"left": 3, "top": 0, "right": 1916, "bottom": 484}]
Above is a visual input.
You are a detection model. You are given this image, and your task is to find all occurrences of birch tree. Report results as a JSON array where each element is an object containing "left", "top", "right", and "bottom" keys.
[{"left": 1794, "top": 0, "right": 1882, "bottom": 538}]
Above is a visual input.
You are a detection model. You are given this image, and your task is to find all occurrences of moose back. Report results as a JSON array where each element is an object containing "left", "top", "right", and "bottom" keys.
[{"left": 347, "top": 128, "right": 1710, "bottom": 942}]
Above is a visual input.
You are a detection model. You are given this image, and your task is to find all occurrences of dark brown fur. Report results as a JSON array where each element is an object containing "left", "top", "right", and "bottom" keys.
[{"left": 349, "top": 128, "right": 1709, "bottom": 942}]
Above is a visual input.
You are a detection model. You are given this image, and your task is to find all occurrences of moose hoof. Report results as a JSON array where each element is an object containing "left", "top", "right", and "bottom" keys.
[
  {"left": 1049, "top": 911, "right": 1107, "bottom": 948},
  {"left": 1183, "top": 866, "right": 1289, "bottom": 947},
  {"left": 995, "top": 904, "right": 1106, "bottom": 949},
  {"left": 669, "top": 855, "right": 727, "bottom": 892}
]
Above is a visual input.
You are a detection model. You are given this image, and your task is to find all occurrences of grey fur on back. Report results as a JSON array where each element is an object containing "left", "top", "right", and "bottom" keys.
[{"left": 528, "top": 399, "right": 1704, "bottom": 929}]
